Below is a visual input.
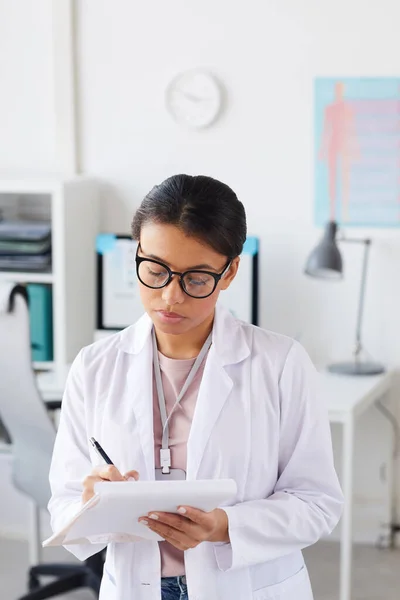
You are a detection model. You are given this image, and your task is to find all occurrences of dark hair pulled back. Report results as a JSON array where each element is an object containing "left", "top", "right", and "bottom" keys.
[{"left": 131, "top": 174, "right": 247, "bottom": 258}]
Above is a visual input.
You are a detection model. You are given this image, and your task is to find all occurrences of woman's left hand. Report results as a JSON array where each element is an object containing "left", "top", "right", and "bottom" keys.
[{"left": 138, "top": 507, "right": 230, "bottom": 551}]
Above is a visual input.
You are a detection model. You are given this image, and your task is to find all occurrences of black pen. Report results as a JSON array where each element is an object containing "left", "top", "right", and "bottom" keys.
[{"left": 89, "top": 437, "right": 114, "bottom": 465}]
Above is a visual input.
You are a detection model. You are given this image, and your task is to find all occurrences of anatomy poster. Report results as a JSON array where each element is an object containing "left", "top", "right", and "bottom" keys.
[{"left": 315, "top": 78, "right": 400, "bottom": 226}]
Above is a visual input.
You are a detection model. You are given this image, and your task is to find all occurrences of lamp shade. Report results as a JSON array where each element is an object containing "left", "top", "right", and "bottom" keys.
[{"left": 304, "top": 221, "right": 343, "bottom": 279}]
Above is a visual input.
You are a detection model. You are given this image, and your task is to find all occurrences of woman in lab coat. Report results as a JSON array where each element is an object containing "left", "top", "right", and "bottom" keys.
[{"left": 48, "top": 174, "right": 343, "bottom": 600}]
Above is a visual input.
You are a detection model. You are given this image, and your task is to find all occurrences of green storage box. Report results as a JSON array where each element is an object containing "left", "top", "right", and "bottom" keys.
[{"left": 27, "top": 284, "right": 53, "bottom": 362}]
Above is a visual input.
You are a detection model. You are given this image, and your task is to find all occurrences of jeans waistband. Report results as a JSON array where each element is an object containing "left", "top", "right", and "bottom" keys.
[{"left": 161, "top": 575, "right": 187, "bottom": 586}]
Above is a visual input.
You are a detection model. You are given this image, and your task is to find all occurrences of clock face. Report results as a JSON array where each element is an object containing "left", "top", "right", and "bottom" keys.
[{"left": 165, "top": 69, "right": 222, "bottom": 129}]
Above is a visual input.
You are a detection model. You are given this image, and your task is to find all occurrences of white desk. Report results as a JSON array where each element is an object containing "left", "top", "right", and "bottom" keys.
[
  {"left": 37, "top": 366, "right": 70, "bottom": 403},
  {"left": 37, "top": 367, "right": 394, "bottom": 600},
  {"left": 321, "top": 370, "right": 393, "bottom": 600}
]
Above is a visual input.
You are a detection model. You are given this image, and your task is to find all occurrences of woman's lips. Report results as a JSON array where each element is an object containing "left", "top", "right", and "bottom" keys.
[{"left": 156, "top": 310, "right": 185, "bottom": 323}]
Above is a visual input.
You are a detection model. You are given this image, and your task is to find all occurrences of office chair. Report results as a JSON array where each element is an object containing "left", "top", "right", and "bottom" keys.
[{"left": 0, "top": 284, "right": 103, "bottom": 599}]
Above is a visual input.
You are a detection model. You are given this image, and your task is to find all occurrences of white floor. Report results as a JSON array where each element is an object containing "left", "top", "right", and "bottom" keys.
[{"left": 0, "top": 537, "right": 399, "bottom": 600}]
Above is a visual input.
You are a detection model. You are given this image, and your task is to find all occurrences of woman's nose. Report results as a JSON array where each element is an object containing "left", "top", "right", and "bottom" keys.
[{"left": 161, "top": 276, "right": 185, "bottom": 305}]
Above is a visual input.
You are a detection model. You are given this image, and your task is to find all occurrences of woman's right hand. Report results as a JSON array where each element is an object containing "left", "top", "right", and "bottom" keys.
[{"left": 82, "top": 466, "right": 139, "bottom": 504}]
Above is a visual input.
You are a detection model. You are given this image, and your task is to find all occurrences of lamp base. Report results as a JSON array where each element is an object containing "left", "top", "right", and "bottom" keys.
[{"left": 327, "top": 360, "right": 385, "bottom": 376}]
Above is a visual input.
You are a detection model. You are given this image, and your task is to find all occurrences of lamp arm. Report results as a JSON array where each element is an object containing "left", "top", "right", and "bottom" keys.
[
  {"left": 338, "top": 236, "right": 371, "bottom": 245},
  {"left": 341, "top": 238, "right": 371, "bottom": 360}
]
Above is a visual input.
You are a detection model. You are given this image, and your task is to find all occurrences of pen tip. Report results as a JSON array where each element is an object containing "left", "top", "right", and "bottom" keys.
[{"left": 89, "top": 437, "right": 95, "bottom": 445}]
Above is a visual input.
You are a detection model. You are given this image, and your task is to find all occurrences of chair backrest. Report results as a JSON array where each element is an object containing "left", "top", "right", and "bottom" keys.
[{"left": 0, "top": 285, "right": 56, "bottom": 510}]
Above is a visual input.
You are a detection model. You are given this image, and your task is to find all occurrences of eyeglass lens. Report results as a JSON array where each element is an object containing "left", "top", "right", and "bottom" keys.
[{"left": 137, "top": 260, "right": 216, "bottom": 297}]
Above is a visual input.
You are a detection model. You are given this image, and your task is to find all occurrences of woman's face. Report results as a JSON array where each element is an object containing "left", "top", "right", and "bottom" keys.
[{"left": 137, "top": 222, "right": 239, "bottom": 336}]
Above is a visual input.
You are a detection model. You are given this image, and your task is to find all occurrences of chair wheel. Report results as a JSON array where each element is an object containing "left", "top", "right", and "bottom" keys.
[{"left": 28, "top": 573, "right": 40, "bottom": 590}]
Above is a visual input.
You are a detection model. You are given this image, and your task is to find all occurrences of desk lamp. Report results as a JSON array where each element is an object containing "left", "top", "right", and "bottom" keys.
[{"left": 304, "top": 221, "right": 385, "bottom": 376}]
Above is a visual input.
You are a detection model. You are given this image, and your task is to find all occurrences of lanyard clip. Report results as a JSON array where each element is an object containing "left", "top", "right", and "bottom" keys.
[{"left": 160, "top": 449, "right": 171, "bottom": 474}]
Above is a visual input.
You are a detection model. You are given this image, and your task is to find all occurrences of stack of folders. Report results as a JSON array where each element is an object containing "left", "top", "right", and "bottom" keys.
[{"left": 0, "top": 220, "right": 52, "bottom": 271}]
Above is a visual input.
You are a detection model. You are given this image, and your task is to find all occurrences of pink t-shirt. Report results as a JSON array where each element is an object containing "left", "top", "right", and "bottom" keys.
[{"left": 153, "top": 351, "right": 206, "bottom": 577}]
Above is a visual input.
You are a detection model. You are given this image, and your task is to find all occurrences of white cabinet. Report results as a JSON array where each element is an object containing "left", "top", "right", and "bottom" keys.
[{"left": 0, "top": 176, "right": 99, "bottom": 370}]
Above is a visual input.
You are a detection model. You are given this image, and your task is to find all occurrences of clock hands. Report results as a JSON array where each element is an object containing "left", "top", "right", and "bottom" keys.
[{"left": 179, "top": 90, "right": 210, "bottom": 103}]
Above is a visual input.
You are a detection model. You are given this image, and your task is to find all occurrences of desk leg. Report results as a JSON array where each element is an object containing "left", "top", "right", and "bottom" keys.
[
  {"left": 376, "top": 392, "right": 395, "bottom": 549},
  {"left": 29, "top": 501, "right": 42, "bottom": 566},
  {"left": 340, "top": 415, "right": 354, "bottom": 600}
]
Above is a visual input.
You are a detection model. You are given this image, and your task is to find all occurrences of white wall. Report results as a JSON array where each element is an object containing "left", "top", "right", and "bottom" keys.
[
  {"left": 1, "top": 0, "right": 400, "bottom": 543},
  {"left": 0, "top": 0, "right": 56, "bottom": 173}
]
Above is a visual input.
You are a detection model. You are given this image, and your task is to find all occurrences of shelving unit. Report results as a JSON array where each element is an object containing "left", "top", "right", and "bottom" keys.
[
  {"left": 0, "top": 271, "right": 54, "bottom": 284},
  {"left": 0, "top": 176, "right": 99, "bottom": 371}
]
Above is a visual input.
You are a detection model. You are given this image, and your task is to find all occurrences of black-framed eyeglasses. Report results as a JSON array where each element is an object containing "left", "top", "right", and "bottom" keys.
[{"left": 135, "top": 247, "right": 232, "bottom": 299}]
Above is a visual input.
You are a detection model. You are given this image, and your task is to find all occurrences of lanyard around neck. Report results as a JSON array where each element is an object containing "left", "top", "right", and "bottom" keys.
[{"left": 152, "top": 327, "right": 213, "bottom": 473}]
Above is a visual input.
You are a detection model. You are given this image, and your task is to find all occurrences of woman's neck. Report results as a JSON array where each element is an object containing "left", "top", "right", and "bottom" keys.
[{"left": 154, "top": 314, "right": 214, "bottom": 359}]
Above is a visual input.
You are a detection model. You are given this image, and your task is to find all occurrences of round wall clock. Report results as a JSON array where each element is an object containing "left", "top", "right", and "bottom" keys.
[{"left": 165, "top": 69, "right": 223, "bottom": 129}]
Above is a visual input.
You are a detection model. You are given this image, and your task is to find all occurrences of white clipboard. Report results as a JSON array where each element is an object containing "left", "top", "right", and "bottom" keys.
[{"left": 43, "top": 479, "right": 237, "bottom": 547}]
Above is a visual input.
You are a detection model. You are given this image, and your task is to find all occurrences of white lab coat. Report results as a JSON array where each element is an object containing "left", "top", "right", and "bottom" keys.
[{"left": 48, "top": 304, "right": 343, "bottom": 600}]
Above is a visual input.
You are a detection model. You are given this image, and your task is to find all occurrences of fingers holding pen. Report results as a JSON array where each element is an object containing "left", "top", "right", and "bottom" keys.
[{"left": 82, "top": 465, "right": 139, "bottom": 503}]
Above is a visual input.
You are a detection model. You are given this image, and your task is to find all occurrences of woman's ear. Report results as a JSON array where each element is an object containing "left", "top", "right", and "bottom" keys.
[{"left": 219, "top": 256, "right": 240, "bottom": 291}]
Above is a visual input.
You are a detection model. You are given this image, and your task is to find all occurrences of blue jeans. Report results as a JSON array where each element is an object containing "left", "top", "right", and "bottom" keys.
[{"left": 161, "top": 576, "right": 188, "bottom": 600}]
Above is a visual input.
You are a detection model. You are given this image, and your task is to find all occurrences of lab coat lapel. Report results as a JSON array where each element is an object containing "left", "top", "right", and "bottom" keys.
[
  {"left": 187, "top": 304, "right": 250, "bottom": 480},
  {"left": 118, "top": 313, "right": 155, "bottom": 480},
  {"left": 186, "top": 351, "right": 233, "bottom": 480},
  {"left": 127, "top": 342, "right": 155, "bottom": 480}
]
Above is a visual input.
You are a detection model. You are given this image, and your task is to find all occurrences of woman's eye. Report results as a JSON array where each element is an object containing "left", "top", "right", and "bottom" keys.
[
  {"left": 187, "top": 276, "right": 207, "bottom": 286},
  {"left": 148, "top": 268, "right": 166, "bottom": 277}
]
